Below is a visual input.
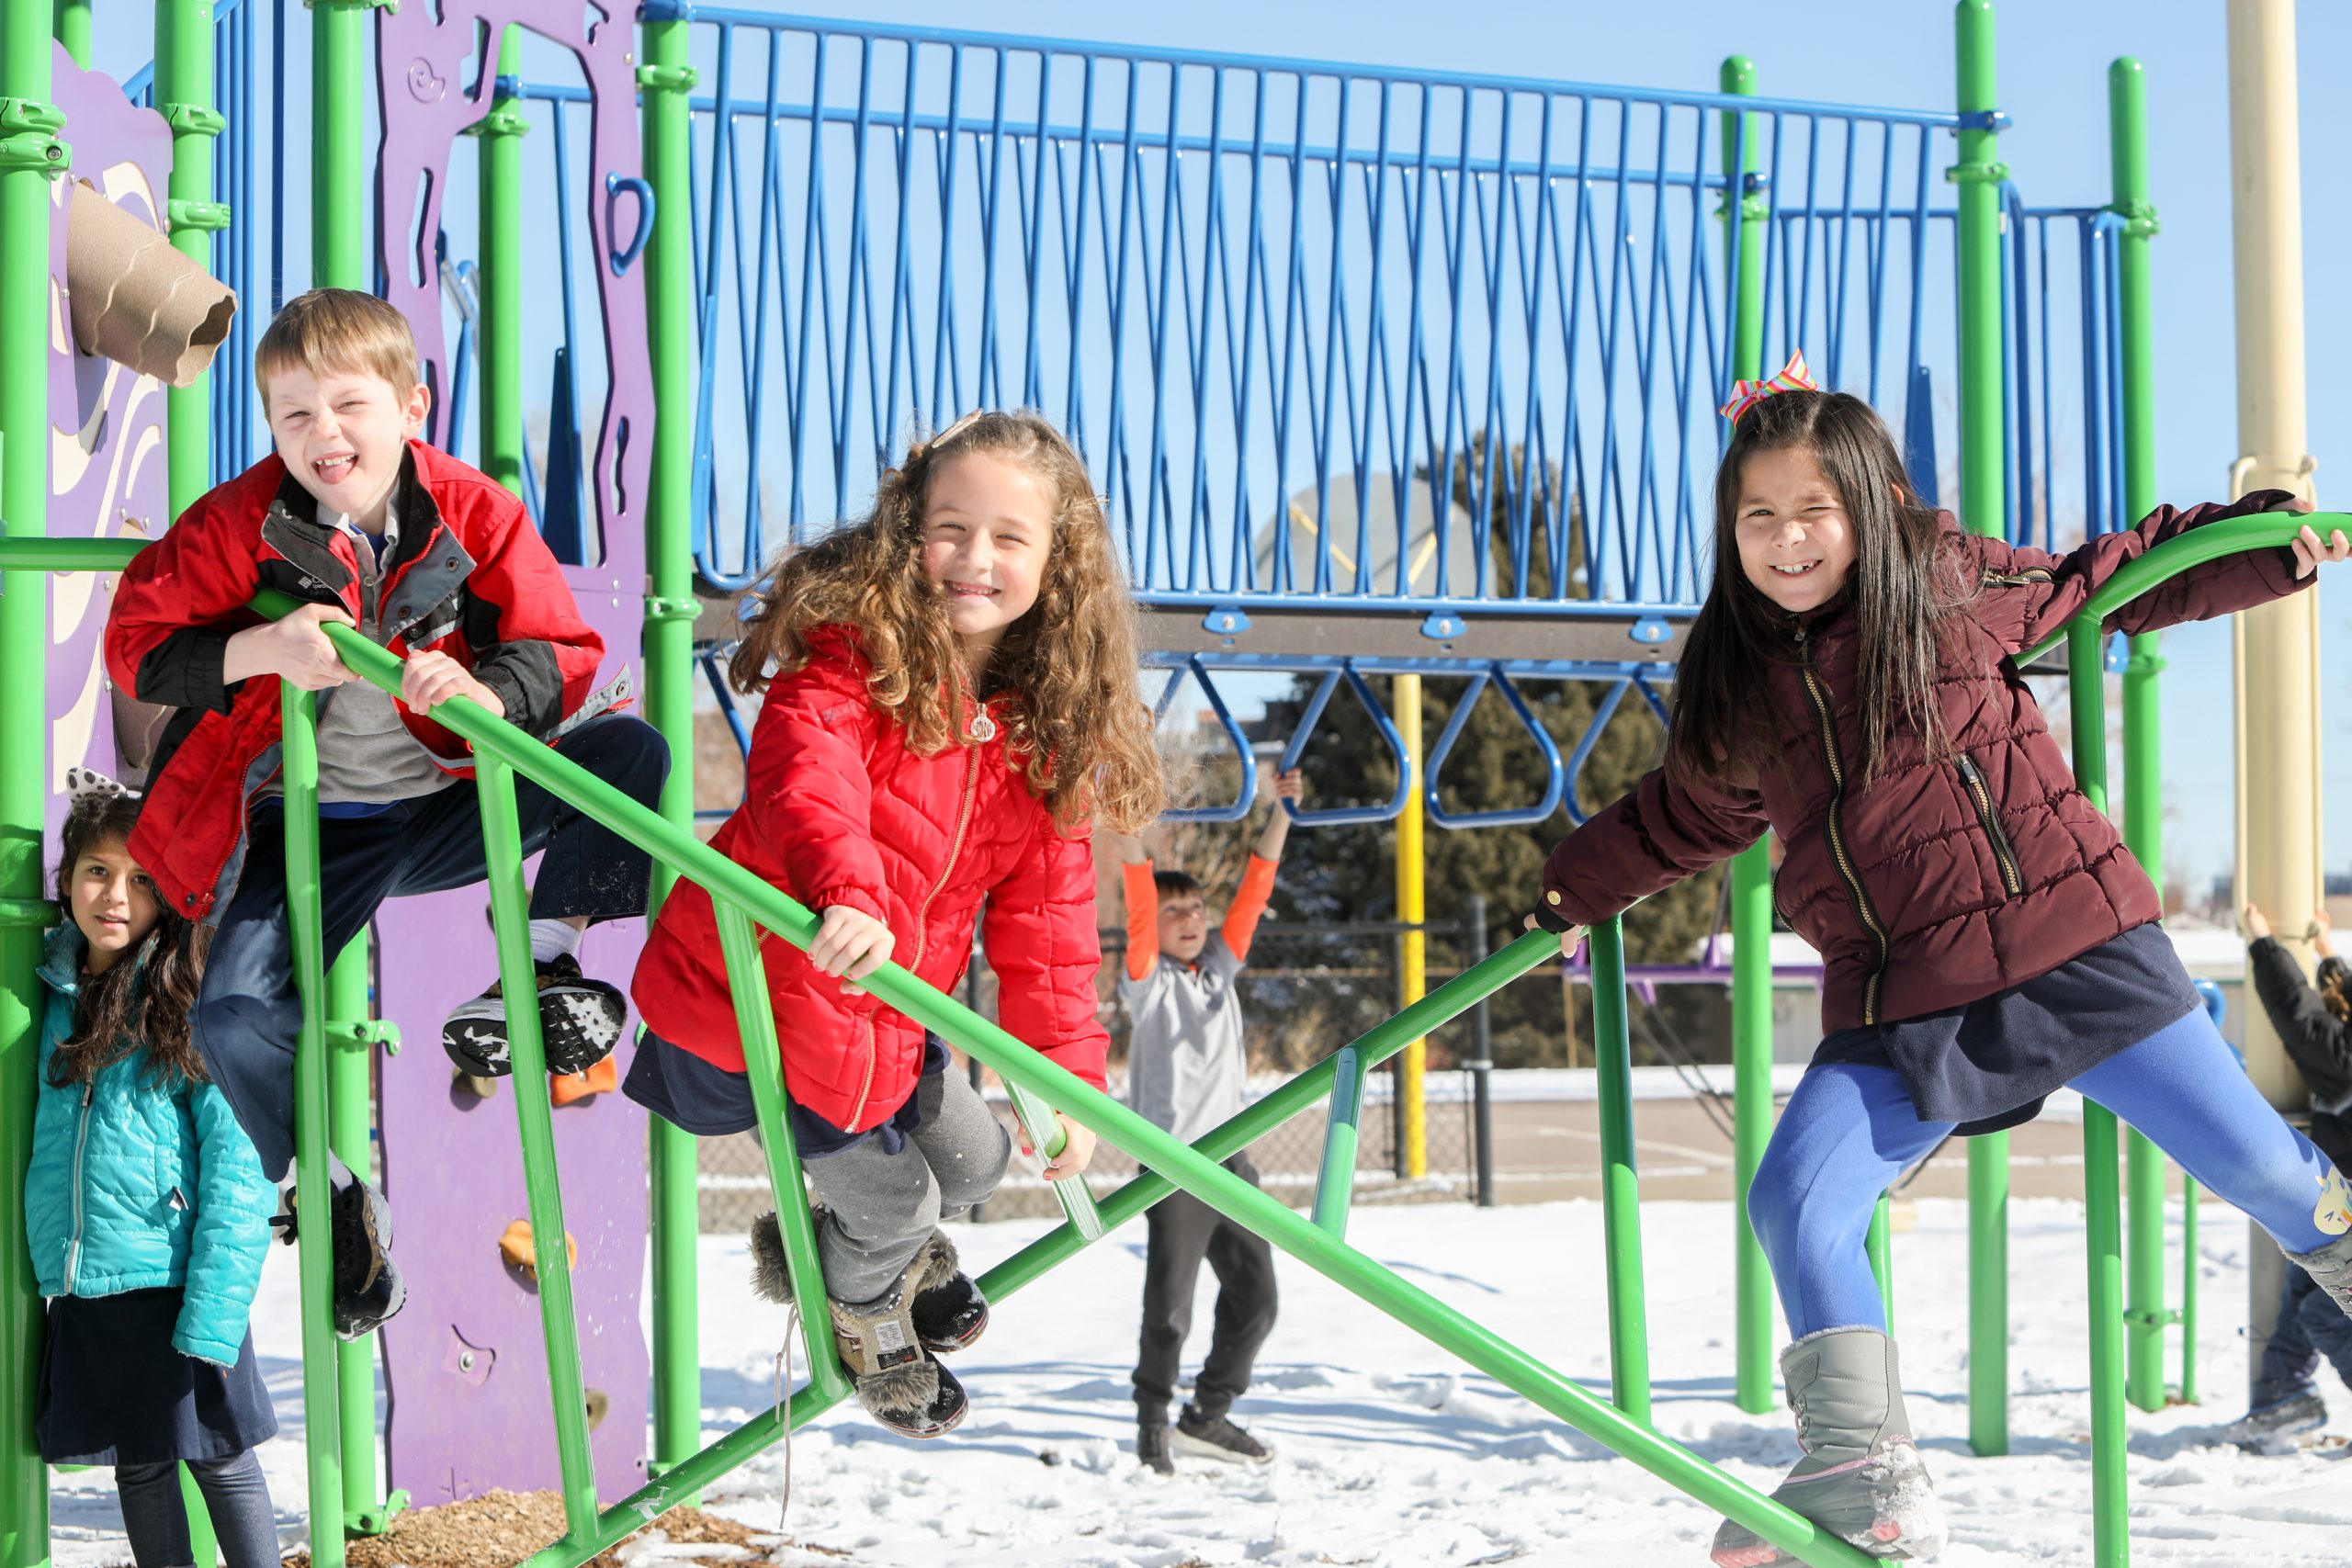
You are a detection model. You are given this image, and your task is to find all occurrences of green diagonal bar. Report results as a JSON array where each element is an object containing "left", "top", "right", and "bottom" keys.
[
  {"left": 474, "top": 755, "right": 600, "bottom": 1537},
  {"left": 713, "top": 904, "right": 850, "bottom": 1405}
]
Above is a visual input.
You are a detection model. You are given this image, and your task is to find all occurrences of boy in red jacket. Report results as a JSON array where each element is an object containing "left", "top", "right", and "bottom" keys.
[{"left": 105, "top": 289, "right": 668, "bottom": 1338}]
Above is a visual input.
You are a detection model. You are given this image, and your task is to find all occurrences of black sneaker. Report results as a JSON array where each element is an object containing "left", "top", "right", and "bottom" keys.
[
  {"left": 1136, "top": 1420, "right": 1175, "bottom": 1475},
  {"left": 442, "top": 953, "right": 626, "bottom": 1077},
  {"left": 2221, "top": 1388, "right": 2328, "bottom": 1452},
  {"left": 911, "top": 1269, "right": 989, "bottom": 1354},
  {"left": 1173, "top": 1404, "right": 1272, "bottom": 1465},
  {"left": 329, "top": 1178, "right": 405, "bottom": 1341}
]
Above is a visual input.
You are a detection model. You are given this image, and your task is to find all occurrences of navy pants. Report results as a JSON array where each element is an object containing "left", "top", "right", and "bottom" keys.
[
  {"left": 1752, "top": 1006, "right": 2343, "bottom": 1338},
  {"left": 193, "top": 714, "right": 668, "bottom": 1179},
  {"left": 118, "top": 1450, "right": 278, "bottom": 1568}
]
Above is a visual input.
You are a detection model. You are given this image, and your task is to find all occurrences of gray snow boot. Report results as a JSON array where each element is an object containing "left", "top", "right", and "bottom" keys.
[
  {"left": 827, "top": 1240, "right": 967, "bottom": 1439},
  {"left": 2286, "top": 1227, "right": 2352, "bottom": 1317},
  {"left": 747, "top": 1211, "right": 968, "bottom": 1438},
  {"left": 749, "top": 1209, "right": 989, "bottom": 1352},
  {"left": 1709, "top": 1327, "right": 1949, "bottom": 1566}
]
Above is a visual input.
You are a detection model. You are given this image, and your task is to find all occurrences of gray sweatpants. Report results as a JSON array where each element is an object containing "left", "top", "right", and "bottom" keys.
[{"left": 805, "top": 1067, "right": 1012, "bottom": 1305}]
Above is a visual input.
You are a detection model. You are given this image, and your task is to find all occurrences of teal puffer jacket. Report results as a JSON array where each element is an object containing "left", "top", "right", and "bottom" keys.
[{"left": 23, "top": 923, "right": 275, "bottom": 1367}]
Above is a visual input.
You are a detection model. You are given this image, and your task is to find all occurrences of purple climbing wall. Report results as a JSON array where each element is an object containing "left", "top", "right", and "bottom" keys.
[
  {"left": 371, "top": 2, "right": 661, "bottom": 1507},
  {"left": 44, "top": 46, "right": 174, "bottom": 836}
]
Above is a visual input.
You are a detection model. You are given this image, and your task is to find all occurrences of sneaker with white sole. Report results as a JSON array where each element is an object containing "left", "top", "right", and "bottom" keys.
[
  {"left": 441, "top": 953, "right": 626, "bottom": 1077},
  {"left": 1173, "top": 1404, "right": 1272, "bottom": 1465}
]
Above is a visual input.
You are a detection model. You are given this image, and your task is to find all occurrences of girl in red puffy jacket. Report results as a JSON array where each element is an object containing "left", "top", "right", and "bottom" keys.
[
  {"left": 1531, "top": 368, "right": 2352, "bottom": 1567},
  {"left": 628, "top": 411, "right": 1162, "bottom": 1438}
]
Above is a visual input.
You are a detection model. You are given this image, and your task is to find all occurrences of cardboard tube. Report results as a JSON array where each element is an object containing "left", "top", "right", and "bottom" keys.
[{"left": 65, "top": 180, "right": 236, "bottom": 387}]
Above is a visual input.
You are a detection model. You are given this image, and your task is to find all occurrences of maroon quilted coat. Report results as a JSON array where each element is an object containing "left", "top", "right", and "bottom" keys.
[
  {"left": 631, "top": 627, "right": 1108, "bottom": 1132},
  {"left": 1541, "top": 492, "right": 2311, "bottom": 1030}
]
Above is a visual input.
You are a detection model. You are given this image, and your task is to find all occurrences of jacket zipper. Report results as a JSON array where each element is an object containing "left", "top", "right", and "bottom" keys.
[
  {"left": 1955, "top": 751, "right": 2026, "bottom": 897},
  {"left": 1794, "top": 626, "right": 1892, "bottom": 1025},
  {"left": 844, "top": 731, "right": 983, "bottom": 1132},
  {"left": 62, "top": 1079, "right": 95, "bottom": 1294}
]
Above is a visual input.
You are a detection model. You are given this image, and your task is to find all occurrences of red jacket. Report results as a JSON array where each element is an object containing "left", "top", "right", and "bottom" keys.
[
  {"left": 630, "top": 630, "right": 1108, "bottom": 1133},
  {"left": 1542, "top": 494, "right": 2310, "bottom": 1029},
  {"left": 105, "top": 443, "right": 609, "bottom": 919}
]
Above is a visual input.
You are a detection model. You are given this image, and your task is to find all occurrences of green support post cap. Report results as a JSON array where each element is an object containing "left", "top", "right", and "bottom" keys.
[{"left": 0, "top": 96, "right": 69, "bottom": 174}]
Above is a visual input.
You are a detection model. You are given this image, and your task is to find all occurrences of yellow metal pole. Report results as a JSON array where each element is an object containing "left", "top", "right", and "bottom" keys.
[
  {"left": 2225, "top": 0, "right": 2321, "bottom": 1404},
  {"left": 1396, "top": 673, "right": 1427, "bottom": 1179}
]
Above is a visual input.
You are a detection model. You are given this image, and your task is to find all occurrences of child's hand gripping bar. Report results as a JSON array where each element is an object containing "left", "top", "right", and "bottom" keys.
[{"left": 1006, "top": 1079, "right": 1106, "bottom": 1242}]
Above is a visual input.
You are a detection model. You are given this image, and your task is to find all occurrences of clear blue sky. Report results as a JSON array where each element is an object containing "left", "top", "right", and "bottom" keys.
[{"left": 87, "top": 1, "right": 2352, "bottom": 893}]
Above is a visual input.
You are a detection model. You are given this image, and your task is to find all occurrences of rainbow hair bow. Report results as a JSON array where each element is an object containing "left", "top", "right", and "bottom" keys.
[{"left": 1718, "top": 350, "right": 1819, "bottom": 423}]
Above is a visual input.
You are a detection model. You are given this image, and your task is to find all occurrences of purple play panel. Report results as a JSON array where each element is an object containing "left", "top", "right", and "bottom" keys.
[
  {"left": 44, "top": 44, "right": 174, "bottom": 837},
  {"left": 371, "top": 2, "right": 659, "bottom": 1507}
]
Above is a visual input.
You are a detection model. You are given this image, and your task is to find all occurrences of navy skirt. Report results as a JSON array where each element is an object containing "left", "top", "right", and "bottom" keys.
[
  {"left": 1811, "top": 921, "right": 2200, "bottom": 1137},
  {"left": 36, "top": 1287, "right": 277, "bottom": 1465}
]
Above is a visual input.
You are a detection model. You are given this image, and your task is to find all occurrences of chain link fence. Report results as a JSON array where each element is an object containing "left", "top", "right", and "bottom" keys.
[{"left": 693, "top": 919, "right": 1491, "bottom": 1233}]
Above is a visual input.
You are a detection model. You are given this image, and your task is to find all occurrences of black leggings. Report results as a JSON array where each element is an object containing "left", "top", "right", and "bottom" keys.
[{"left": 116, "top": 1450, "right": 278, "bottom": 1568}]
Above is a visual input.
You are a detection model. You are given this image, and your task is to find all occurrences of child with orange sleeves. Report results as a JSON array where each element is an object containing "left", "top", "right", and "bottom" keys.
[{"left": 1103, "top": 766, "right": 1302, "bottom": 1474}]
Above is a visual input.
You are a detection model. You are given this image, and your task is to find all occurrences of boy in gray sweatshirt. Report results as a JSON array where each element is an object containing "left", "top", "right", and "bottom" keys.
[{"left": 1106, "top": 768, "right": 1302, "bottom": 1473}]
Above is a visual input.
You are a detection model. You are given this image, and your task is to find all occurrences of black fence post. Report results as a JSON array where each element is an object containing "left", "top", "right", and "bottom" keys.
[{"left": 1464, "top": 894, "right": 1496, "bottom": 1207}]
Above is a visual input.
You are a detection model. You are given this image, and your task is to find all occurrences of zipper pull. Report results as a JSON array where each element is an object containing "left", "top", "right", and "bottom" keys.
[{"left": 1792, "top": 625, "right": 1807, "bottom": 646}]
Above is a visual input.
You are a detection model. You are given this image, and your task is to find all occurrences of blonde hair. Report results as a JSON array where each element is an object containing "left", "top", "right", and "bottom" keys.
[
  {"left": 731, "top": 411, "right": 1165, "bottom": 834},
  {"left": 254, "top": 288, "right": 422, "bottom": 401}
]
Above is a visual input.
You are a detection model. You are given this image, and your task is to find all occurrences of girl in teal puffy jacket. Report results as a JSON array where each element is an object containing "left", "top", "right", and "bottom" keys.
[{"left": 27, "top": 781, "right": 280, "bottom": 1567}]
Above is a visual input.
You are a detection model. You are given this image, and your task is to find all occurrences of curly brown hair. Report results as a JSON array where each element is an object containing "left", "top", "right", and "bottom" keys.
[
  {"left": 48, "top": 793, "right": 211, "bottom": 1091},
  {"left": 729, "top": 410, "right": 1164, "bottom": 833}
]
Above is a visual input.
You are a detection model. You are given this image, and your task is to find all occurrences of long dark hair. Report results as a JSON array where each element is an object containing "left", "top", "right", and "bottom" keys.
[
  {"left": 1666, "top": 389, "right": 1962, "bottom": 787},
  {"left": 47, "top": 793, "right": 210, "bottom": 1090}
]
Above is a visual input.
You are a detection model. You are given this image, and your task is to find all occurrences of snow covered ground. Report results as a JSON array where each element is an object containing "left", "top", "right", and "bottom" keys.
[{"left": 42, "top": 1196, "right": 2352, "bottom": 1567}]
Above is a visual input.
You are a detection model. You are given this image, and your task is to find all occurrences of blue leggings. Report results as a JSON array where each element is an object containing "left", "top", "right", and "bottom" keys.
[{"left": 1751, "top": 1006, "right": 2343, "bottom": 1339}]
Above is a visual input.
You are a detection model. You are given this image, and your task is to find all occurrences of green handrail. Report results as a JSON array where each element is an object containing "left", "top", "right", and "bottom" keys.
[
  {"left": 2014, "top": 512, "right": 2313, "bottom": 668},
  {"left": 5, "top": 505, "right": 2331, "bottom": 1567}
]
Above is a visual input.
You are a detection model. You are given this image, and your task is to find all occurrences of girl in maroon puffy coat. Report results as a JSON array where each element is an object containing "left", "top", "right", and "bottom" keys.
[
  {"left": 628, "top": 412, "right": 1162, "bottom": 1438},
  {"left": 1531, "top": 376, "right": 2352, "bottom": 1566}
]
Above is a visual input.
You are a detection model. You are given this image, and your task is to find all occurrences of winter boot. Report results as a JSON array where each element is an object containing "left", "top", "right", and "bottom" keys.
[
  {"left": 2219, "top": 1387, "right": 2328, "bottom": 1452},
  {"left": 1709, "top": 1327, "right": 1948, "bottom": 1567},
  {"left": 828, "top": 1245, "right": 968, "bottom": 1439},
  {"left": 751, "top": 1210, "right": 988, "bottom": 1354},
  {"left": 2287, "top": 1226, "right": 2352, "bottom": 1317}
]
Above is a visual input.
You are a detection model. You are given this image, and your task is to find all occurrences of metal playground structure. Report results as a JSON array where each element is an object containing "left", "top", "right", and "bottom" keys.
[{"left": 0, "top": 4, "right": 2291, "bottom": 1566}]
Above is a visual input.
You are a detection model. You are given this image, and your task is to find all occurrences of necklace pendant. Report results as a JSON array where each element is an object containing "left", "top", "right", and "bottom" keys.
[{"left": 969, "top": 711, "right": 997, "bottom": 743}]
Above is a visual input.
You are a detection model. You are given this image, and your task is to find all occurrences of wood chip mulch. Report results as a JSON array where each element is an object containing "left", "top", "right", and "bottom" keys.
[{"left": 280, "top": 1488, "right": 848, "bottom": 1568}]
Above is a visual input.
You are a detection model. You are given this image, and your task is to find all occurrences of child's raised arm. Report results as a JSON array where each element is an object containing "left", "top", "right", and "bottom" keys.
[
  {"left": 1221, "top": 766, "right": 1303, "bottom": 964},
  {"left": 1962, "top": 490, "right": 2343, "bottom": 656}
]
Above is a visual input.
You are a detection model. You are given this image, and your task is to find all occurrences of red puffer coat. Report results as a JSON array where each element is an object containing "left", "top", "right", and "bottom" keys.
[
  {"left": 631, "top": 628, "right": 1107, "bottom": 1132},
  {"left": 1541, "top": 493, "right": 2310, "bottom": 1030}
]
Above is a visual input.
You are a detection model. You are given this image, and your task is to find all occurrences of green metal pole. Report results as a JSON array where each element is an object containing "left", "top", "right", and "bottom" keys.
[
  {"left": 1719, "top": 51, "right": 1778, "bottom": 1418},
  {"left": 310, "top": 0, "right": 390, "bottom": 1535},
  {"left": 51, "top": 3, "right": 89, "bottom": 66},
  {"left": 282, "top": 688, "right": 347, "bottom": 1568},
  {"left": 0, "top": 8, "right": 63, "bottom": 1566},
  {"left": 1867, "top": 1195, "right": 1894, "bottom": 1336},
  {"left": 1952, "top": 0, "right": 2011, "bottom": 1462},
  {"left": 476, "top": 756, "right": 601, "bottom": 1535},
  {"left": 477, "top": 28, "right": 524, "bottom": 493},
  {"left": 1311, "top": 1047, "right": 1370, "bottom": 1237},
  {"left": 2108, "top": 54, "right": 2175, "bottom": 1416},
  {"left": 1589, "top": 918, "right": 1651, "bottom": 1426},
  {"left": 2070, "top": 621, "right": 2131, "bottom": 1568},
  {"left": 640, "top": 8, "right": 702, "bottom": 1482},
  {"left": 156, "top": 8, "right": 231, "bottom": 1554}
]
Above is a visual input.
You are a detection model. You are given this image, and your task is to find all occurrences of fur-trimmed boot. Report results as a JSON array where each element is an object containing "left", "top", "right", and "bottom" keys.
[
  {"left": 2286, "top": 1224, "right": 2352, "bottom": 1317},
  {"left": 1709, "top": 1327, "right": 1949, "bottom": 1566},
  {"left": 749, "top": 1210, "right": 991, "bottom": 1353}
]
